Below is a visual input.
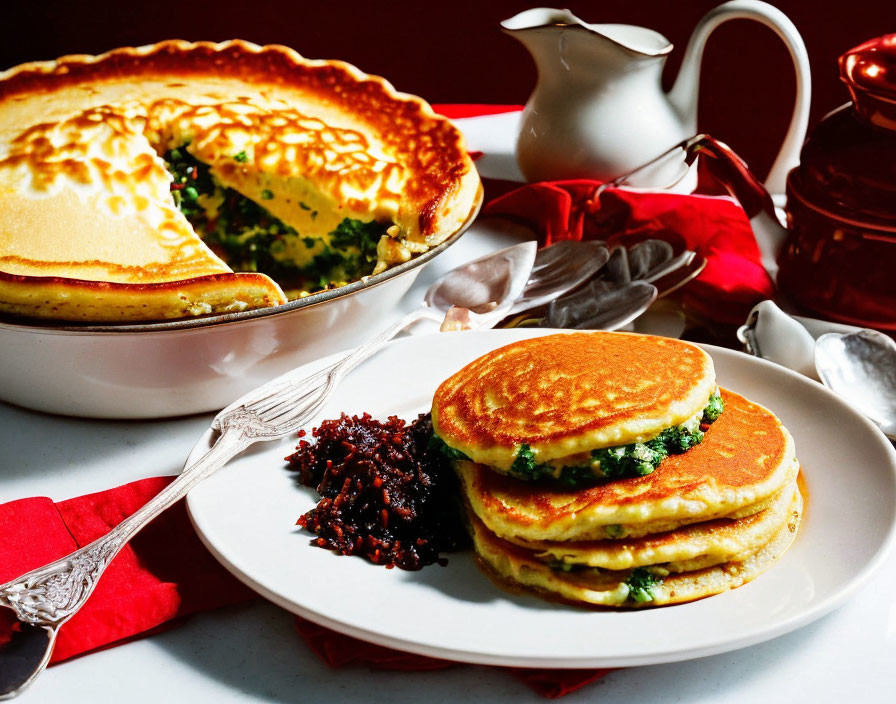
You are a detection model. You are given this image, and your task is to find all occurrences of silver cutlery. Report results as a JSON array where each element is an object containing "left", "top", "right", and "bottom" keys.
[
  {"left": 543, "top": 279, "right": 658, "bottom": 331},
  {"left": 507, "top": 240, "right": 609, "bottom": 315},
  {"left": 532, "top": 238, "right": 701, "bottom": 331}
]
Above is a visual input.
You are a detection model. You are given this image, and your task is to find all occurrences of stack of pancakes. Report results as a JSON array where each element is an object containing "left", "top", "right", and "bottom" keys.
[{"left": 431, "top": 332, "right": 801, "bottom": 608}]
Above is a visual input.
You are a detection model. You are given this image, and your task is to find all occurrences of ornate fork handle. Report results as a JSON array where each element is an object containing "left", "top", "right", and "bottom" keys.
[
  {"left": 0, "top": 427, "right": 251, "bottom": 629},
  {"left": 0, "top": 306, "right": 434, "bottom": 631},
  {"left": 0, "top": 304, "right": 437, "bottom": 704}
]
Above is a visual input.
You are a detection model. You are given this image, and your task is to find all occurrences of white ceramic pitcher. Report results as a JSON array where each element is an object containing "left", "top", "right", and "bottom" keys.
[{"left": 503, "top": 1, "right": 810, "bottom": 194}]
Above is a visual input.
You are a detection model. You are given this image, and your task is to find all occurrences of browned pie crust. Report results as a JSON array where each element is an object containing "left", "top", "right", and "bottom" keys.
[{"left": 0, "top": 41, "right": 480, "bottom": 322}]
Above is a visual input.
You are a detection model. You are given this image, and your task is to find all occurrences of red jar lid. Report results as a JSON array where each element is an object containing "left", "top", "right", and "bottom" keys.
[
  {"left": 791, "top": 35, "right": 896, "bottom": 228},
  {"left": 840, "top": 34, "right": 896, "bottom": 126}
]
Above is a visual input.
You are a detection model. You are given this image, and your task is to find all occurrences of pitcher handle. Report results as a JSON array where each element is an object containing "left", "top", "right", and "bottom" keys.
[{"left": 668, "top": 0, "right": 811, "bottom": 197}]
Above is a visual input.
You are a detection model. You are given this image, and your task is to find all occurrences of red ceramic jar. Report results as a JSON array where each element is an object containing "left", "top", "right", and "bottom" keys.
[{"left": 777, "top": 34, "right": 896, "bottom": 329}]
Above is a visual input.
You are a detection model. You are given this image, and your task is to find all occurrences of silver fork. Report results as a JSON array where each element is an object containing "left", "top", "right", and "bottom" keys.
[
  {"left": 0, "top": 237, "right": 599, "bottom": 697},
  {"left": 0, "top": 321, "right": 409, "bottom": 699},
  {"left": 0, "top": 242, "right": 540, "bottom": 699}
]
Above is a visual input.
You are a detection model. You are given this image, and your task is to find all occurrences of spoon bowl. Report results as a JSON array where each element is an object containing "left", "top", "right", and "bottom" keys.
[
  {"left": 816, "top": 330, "right": 896, "bottom": 441},
  {"left": 424, "top": 241, "right": 537, "bottom": 320},
  {"left": 0, "top": 617, "right": 55, "bottom": 700},
  {"left": 430, "top": 240, "right": 621, "bottom": 331}
]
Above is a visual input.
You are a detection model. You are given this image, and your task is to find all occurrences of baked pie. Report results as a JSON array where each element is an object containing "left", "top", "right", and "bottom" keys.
[{"left": 0, "top": 41, "right": 480, "bottom": 322}]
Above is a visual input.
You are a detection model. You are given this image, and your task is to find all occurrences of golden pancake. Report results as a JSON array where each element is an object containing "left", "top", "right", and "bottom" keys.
[
  {"left": 512, "top": 482, "right": 799, "bottom": 572},
  {"left": 457, "top": 388, "right": 799, "bottom": 541},
  {"left": 431, "top": 332, "right": 717, "bottom": 472},
  {"left": 470, "top": 489, "right": 802, "bottom": 608},
  {"left": 0, "top": 41, "right": 480, "bottom": 322}
]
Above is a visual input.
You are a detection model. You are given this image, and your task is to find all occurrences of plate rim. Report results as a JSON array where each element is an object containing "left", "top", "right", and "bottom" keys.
[{"left": 185, "top": 329, "right": 896, "bottom": 668}]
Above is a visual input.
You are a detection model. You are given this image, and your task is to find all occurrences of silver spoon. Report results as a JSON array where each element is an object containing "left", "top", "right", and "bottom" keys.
[
  {"left": 438, "top": 240, "right": 612, "bottom": 330},
  {"left": 816, "top": 330, "right": 896, "bottom": 441},
  {"left": 424, "top": 240, "right": 536, "bottom": 329},
  {"left": 0, "top": 623, "right": 54, "bottom": 700}
]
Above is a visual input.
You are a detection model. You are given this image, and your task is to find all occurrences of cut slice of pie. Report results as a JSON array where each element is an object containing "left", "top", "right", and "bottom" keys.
[{"left": 0, "top": 41, "right": 480, "bottom": 322}]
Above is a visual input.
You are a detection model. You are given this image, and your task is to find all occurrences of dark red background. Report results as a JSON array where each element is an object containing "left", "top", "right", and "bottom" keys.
[{"left": 3, "top": 1, "right": 893, "bottom": 179}]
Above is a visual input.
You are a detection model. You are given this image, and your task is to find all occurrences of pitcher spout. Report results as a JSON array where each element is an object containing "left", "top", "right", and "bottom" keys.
[{"left": 501, "top": 7, "right": 672, "bottom": 58}]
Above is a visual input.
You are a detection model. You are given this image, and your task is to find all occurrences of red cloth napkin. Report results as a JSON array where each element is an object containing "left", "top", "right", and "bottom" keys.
[
  {"left": 0, "top": 478, "right": 613, "bottom": 697},
  {"left": 0, "top": 477, "right": 255, "bottom": 662}
]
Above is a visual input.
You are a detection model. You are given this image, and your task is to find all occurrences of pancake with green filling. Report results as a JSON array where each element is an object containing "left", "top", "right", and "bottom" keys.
[
  {"left": 506, "top": 482, "right": 799, "bottom": 572},
  {"left": 431, "top": 332, "right": 719, "bottom": 477},
  {"left": 469, "top": 487, "right": 802, "bottom": 608},
  {"left": 456, "top": 389, "right": 799, "bottom": 542}
]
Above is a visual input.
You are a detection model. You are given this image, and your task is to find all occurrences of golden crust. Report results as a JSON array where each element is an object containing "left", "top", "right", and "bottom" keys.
[
  {"left": 457, "top": 388, "right": 799, "bottom": 542},
  {"left": 0, "top": 41, "right": 480, "bottom": 322},
  {"left": 432, "top": 332, "right": 716, "bottom": 470},
  {"left": 0, "top": 270, "right": 284, "bottom": 322}
]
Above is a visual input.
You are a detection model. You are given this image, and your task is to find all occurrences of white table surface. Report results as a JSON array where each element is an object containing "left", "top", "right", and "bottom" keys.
[{"left": 2, "top": 115, "right": 895, "bottom": 702}]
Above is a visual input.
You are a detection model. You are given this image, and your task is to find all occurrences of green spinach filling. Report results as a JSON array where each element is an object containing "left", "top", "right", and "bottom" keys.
[
  {"left": 164, "top": 146, "right": 387, "bottom": 293},
  {"left": 544, "top": 563, "right": 663, "bottom": 603},
  {"left": 428, "top": 434, "right": 471, "bottom": 461},
  {"left": 623, "top": 567, "right": 662, "bottom": 603},
  {"left": 435, "top": 392, "right": 724, "bottom": 487}
]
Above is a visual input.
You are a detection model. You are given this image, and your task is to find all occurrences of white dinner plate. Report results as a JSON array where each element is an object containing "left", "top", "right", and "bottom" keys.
[{"left": 186, "top": 329, "right": 896, "bottom": 668}]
